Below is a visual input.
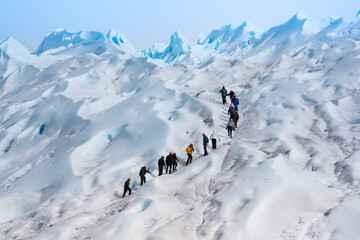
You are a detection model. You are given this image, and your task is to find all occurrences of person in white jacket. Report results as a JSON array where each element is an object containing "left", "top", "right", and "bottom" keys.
[{"left": 210, "top": 131, "right": 220, "bottom": 149}]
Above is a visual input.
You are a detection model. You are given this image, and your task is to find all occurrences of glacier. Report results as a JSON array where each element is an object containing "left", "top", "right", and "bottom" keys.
[{"left": 0, "top": 11, "right": 360, "bottom": 240}]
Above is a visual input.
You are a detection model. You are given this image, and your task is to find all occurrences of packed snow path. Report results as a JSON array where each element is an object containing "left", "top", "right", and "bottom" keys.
[{"left": 32, "top": 96, "right": 236, "bottom": 239}]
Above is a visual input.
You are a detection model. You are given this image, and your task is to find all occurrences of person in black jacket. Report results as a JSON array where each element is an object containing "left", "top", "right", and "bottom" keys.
[
  {"left": 158, "top": 156, "right": 166, "bottom": 176},
  {"left": 166, "top": 152, "right": 173, "bottom": 174},
  {"left": 123, "top": 177, "right": 132, "bottom": 198},
  {"left": 139, "top": 165, "right": 151, "bottom": 186},
  {"left": 172, "top": 153, "right": 179, "bottom": 172},
  {"left": 229, "top": 109, "right": 238, "bottom": 130},
  {"left": 202, "top": 133, "right": 209, "bottom": 156},
  {"left": 234, "top": 111, "right": 239, "bottom": 128},
  {"left": 228, "top": 90, "right": 235, "bottom": 103}
]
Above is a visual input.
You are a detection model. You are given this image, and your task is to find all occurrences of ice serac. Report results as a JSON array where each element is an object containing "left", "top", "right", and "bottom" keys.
[
  {"left": 348, "top": 16, "right": 360, "bottom": 40},
  {"left": 297, "top": 10, "right": 324, "bottom": 35},
  {"left": 106, "top": 29, "right": 136, "bottom": 53},
  {"left": 201, "top": 22, "right": 261, "bottom": 54},
  {"left": 147, "top": 31, "right": 192, "bottom": 64},
  {"left": 240, "top": 12, "right": 310, "bottom": 63},
  {"left": 313, "top": 17, "right": 345, "bottom": 40},
  {"left": 34, "top": 29, "right": 106, "bottom": 55},
  {"left": 0, "top": 37, "right": 31, "bottom": 79},
  {"left": 143, "top": 43, "right": 167, "bottom": 59},
  {"left": 255, "top": 13, "right": 306, "bottom": 48}
]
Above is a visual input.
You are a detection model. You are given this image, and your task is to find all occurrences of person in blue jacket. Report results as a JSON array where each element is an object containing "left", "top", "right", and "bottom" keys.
[{"left": 232, "top": 96, "right": 239, "bottom": 111}]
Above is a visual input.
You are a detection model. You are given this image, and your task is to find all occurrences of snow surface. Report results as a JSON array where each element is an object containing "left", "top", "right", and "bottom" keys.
[{"left": 1, "top": 12, "right": 360, "bottom": 240}]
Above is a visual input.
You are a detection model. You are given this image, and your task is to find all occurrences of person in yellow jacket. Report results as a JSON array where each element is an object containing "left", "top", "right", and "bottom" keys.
[{"left": 186, "top": 144, "right": 194, "bottom": 165}]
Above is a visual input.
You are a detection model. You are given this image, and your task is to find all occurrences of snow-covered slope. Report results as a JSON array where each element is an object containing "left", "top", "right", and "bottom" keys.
[
  {"left": 0, "top": 37, "right": 31, "bottom": 79},
  {"left": 1, "top": 12, "right": 360, "bottom": 240}
]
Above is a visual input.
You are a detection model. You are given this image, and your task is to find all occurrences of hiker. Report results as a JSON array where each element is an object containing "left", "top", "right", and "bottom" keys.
[
  {"left": 234, "top": 110, "right": 239, "bottom": 128},
  {"left": 228, "top": 90, "right": 235, "bottom": 103},
  {"left": 229, "top": 110, "right": 238, "bottom": 130},
  {"left": 158, "top": 156, "right": 166, "bottom": 176},
  {"left": 210, "top": 131, "right": 220, "bottom": 150},
  {"left": 228, "top": 103, "right": 236, "bottom": 114},
  {"left": 232, "top": 96, "right": 239, "bottom": 111},
  {"left": 166, "top": 152, "right": 173, "bottom": 174},
  {"left": 123, "top": 178, "right": 132, "bottom": 198},
  {"left": 202, "top": 133, "right": 209, "bottom": 156},
  {"left": 219, "top": 86, "right": 228, "bottom": 104},
  {"left": 172, "top": 153, "right": 179, "bottom": 172},
  {"left": 186, "top": 144, "right": 194, "bottom": 165},
  {"left": 226, "top": 118, "right": 236, "bottom": 138},
  {"left": 139, "top": 165, "right": 151, "bottom": 186}
]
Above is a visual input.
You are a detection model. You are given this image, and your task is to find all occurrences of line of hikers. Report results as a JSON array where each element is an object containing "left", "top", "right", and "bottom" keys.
[
  {"left": 122, "top": 131, "right": 221, "bottom": 198},
  {"left": 123, "top": 86, "right": 238, "bottom": 198},
  {"left": 220, "top": 85, "right": 239, "bottom": 138}
]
